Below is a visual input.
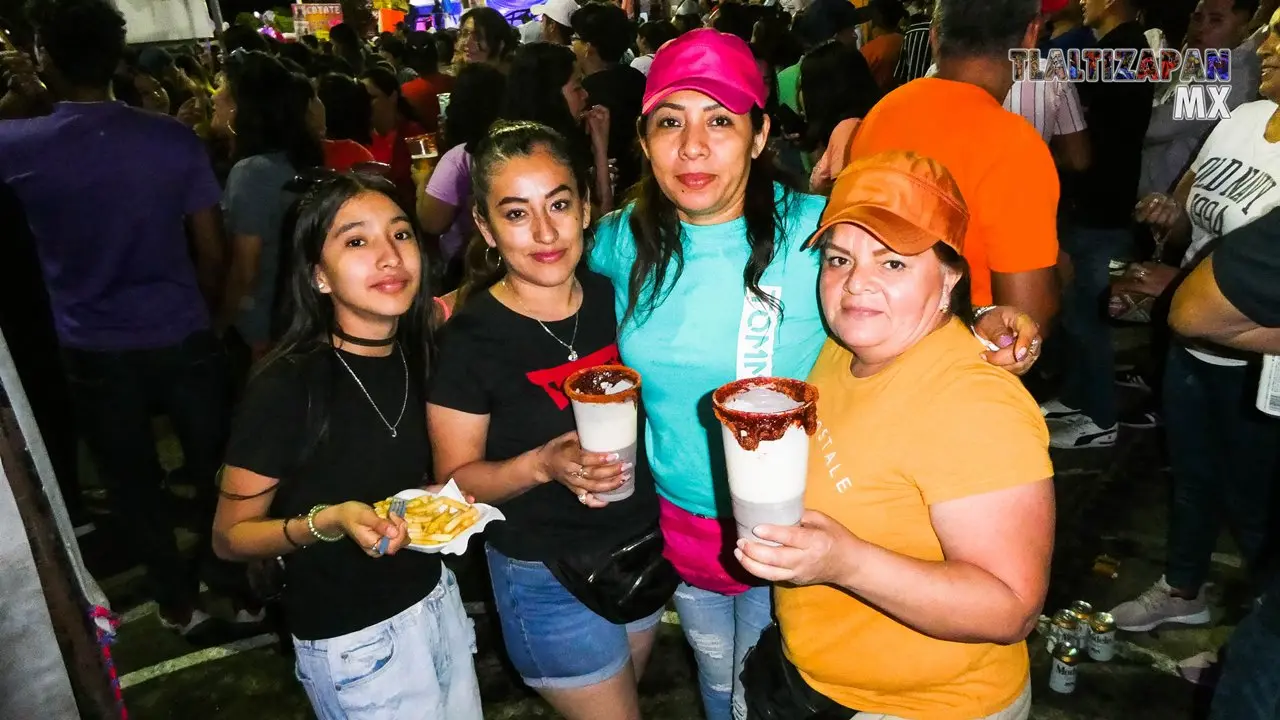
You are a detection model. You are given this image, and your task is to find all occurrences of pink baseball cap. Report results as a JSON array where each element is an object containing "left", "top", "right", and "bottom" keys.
[{"left": 641, "top": 28, "right": 768, "bottom": 116}]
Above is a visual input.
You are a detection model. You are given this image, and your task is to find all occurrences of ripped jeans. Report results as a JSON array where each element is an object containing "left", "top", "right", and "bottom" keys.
[{"left": 673, "top": 582, "right": 773, "bottom": 720}]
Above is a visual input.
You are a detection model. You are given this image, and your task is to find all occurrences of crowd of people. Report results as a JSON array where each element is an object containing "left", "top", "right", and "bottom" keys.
[{"left": 1, "top": 0, "right": 1279, "bottom": 718}]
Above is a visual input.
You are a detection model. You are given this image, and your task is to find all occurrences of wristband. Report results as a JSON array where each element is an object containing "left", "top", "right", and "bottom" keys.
[
  {"left": 282, "top": 517, "right": 302, "bottom": 548},
  {"left": 307, "top": 504, "right": 343, "bottom": 542}
]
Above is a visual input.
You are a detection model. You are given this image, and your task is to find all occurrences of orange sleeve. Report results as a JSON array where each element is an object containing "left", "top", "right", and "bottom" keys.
[
  {"left": 978, "top": 130, "right": 1060, "bottom": 274},
  {"left": 911, "top": 368, "right": 1053, "bottom": 506}
]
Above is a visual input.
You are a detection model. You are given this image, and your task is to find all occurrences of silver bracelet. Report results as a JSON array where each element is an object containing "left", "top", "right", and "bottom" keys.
[
  {"left": 307, "top": 504, "right": 343, "bottom": 542},
  {"left": 973, "top": 305, "right": 998, "bottom": 319}
]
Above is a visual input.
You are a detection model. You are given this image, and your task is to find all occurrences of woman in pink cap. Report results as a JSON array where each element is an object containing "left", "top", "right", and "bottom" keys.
[{"left": 589, "top": 28, "right": 1044, "bottom": 720}]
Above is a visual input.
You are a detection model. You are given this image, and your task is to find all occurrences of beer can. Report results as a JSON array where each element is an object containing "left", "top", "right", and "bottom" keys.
[
  {"left": 1048, "top": 609, "right": 1078, "bottom": 655},
  {"left": 1050, "top": 639, "right": 1082, "bottom": 694},
  {"left": 1256, "top": 355, "right": 1280, "bottom": 417},
  {"left": 1088, "top": 612, "right": 1117, "bottom": 662},
  {"left": 1068, "top": 600, "right": 1093, "bottom": 645}
]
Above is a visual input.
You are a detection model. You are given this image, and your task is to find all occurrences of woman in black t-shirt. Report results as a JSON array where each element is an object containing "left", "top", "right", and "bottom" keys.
[
  {"left": 428, "top": 121, "right": 659, "bottom": 720},
  {"left": 213, "top": 173, "right": 482, "bottom": 719}
]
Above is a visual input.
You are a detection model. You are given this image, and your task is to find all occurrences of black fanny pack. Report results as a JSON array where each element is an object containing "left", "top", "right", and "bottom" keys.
[
  {"left": 546, "top": 524, "right": 680, "bottom": 625},
  {"left": 742, "top": 623, "right": 859, "bottom": 720}
]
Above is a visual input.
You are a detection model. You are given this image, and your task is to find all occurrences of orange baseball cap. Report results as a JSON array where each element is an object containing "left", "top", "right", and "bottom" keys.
[{"left": 804, "top": 150, "right": 969, "bottom": 257}]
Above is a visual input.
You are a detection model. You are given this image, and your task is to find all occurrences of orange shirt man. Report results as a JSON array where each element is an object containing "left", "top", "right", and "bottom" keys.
[{"left": 847, "top": 4, "right": 1060, "bottom": 328}]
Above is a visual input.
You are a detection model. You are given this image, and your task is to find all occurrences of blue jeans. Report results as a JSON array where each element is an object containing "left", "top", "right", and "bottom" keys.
[
  {"left": 1059, "top": 225, "right": 1133, "bottom": 428},
  {"left": 1210, "top": 590, "right": 1280, "bottom": 720},
  {"left": 293, "top": 569, "right": 482, "bottom": 720},
  {"left": 672, "top": 583, "right": 773, "bottom": 720},
  {"left": 1163, "top": 345, "right": 1280, "bottom": 593},
  {"left": 485, "top": 544, "right": 663, "bottom": 689}
]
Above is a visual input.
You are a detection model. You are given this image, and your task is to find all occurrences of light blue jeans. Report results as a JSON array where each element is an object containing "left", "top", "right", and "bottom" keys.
[
  {"left": 672, "top": 583, "right": 773, "bottom": 720},
  {"left": 293, "top": 568, "right": 483, "bottom": 720}
]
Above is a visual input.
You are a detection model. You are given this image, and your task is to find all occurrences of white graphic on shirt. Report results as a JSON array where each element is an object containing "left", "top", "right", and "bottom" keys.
[
  {"left": 736, "top": 286, "right": 782, "bottom": 379},
  {"left": 814, "top": 419, "right": 852, "bottom": 494}
]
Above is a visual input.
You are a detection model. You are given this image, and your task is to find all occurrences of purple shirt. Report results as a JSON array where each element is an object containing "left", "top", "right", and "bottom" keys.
[
  {"left": 0, "top": 102, "right": 220, "bottom": 350},
  {"left": 424, "top": 144, "right": 473, "bottom": 262}
]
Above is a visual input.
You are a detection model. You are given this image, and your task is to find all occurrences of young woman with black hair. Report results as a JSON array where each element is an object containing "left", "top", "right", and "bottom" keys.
[
  {"left": 361, "top": 65, "right": 427, "bottom": 208},
  {"left": 213, "top": 172, "right": 482, "bottom": 719},
  {"left": 455, "top": 7, "right": 516, "bottom": 72},
  {"left": 501, "top": 42, "right": 613, "bottom": 214},
  {"left": 428, "top": 120, "right": 664, "bottom": 720},
  {"left": 212, "top": 50, "right": 325, "bottom": 373}
]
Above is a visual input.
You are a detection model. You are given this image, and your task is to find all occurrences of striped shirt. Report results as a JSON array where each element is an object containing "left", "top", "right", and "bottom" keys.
[
  {"left": 925, "top": 62, "right": 1087, "bottom": 143},
  {"left": 1003, "top": 74, "right": 1087, "bottom": 142},
  {"left": 893, "top": 19, "right": 933, "bottom": 86}
]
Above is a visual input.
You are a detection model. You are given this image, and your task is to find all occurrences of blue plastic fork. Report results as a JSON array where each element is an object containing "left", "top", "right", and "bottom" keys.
[{"left": 377, "top": 497, "right": 408, "bottom": 554}]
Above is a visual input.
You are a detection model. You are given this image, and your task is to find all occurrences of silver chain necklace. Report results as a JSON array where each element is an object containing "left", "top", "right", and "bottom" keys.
[
  {"left": 333, "top": 343, "right": 409, "bottom": 438},
  {"left": 505, "top": 279, "right": 581, "bottom": 361}
]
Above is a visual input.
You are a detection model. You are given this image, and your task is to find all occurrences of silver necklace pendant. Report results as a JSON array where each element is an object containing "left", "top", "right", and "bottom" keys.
[
  {"left": 390, "top": 428, "right": 398, "bottom": 438},
  {"left": 568, "top": 350, "right": 578, "bottom": 362}
]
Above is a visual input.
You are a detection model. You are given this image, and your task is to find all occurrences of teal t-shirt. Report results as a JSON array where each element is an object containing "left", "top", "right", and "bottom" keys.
[{"left": 588, "top": 184, "right": 828, "bottom": 517}]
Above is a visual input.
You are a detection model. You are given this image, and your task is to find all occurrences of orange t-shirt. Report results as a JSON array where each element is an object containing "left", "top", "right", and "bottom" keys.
[
  {"left": 775, "top": 319, "right": 1052, "bottom": 719},
  {"left": 860, "top": 33, "right": 903, "bottom": 90},
  {"left": 847, "top": 78, "right": 1059, "bottom": 306}
]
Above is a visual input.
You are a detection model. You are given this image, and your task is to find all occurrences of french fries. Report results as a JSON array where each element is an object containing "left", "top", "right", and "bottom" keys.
[{"left": 373, "top": 495, "right": 480, "bottom": 546}]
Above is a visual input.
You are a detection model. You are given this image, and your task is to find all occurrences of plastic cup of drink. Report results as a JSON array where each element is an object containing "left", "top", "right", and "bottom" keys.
[
  {"left": 712, "top": 377, "right": 818, "bottom": 544},
  {"left": 564, "top": 365, "right": 641, "bottom": 502}
]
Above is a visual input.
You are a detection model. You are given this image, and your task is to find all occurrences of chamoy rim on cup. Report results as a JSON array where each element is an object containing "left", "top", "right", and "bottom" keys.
[
  {"left": 712, "top": 377, "right": 818, "bottom": 451},
  {"left": 564, "top": 364, "right": 642, "bottom": 405}
]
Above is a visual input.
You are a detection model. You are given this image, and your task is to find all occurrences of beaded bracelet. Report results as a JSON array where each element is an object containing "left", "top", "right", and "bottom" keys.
[{"left": 307, "top": 504, "right": 343, "bottom": 542}]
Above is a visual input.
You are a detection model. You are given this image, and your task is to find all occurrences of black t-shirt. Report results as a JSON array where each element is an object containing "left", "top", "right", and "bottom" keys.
[
  {"left": 1065, "top": 21, "right": 1155, "bottom": 228},
  {"left": 1214, "top": 205, "right": 1280, "bottom": 328},
  {"left": 429, "top": 271, "right": 657, "bottom": 561},
  {"left": 224, "top": 347, "right": 442, "bottom": 641},
  {"left": 583, "top": 64, "right": 647, "bottom": 193}
]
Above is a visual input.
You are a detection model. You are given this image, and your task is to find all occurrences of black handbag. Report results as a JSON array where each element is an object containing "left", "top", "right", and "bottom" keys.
[
  {"left": 741, "top": 623, "right": 858, "bottom": 720},
  {"left": 546, "top": 524, "right": 680, "bottom": 625}
]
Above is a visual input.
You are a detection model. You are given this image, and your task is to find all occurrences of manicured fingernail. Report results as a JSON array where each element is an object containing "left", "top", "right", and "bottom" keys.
[
  {"left": 607, "top": 453, "right": 620, "bottom": 462},
  {"left": 736, "top": 539, "right": 746, "bottom": 550},
  {"left": 621, "top": 462, "right": 634, "bottom": 471},
  {"left": 733, "top": 548, "right": 744, "bottom": 562},
  {"left": 623, "top": 472, "right": 633, "bottom": 481},
  {"left": 998, "top": 334, "right": 1014, "bottom": 347},
  {"left": 1016, "top": 347, "right": 1028, "bottom": 361}
]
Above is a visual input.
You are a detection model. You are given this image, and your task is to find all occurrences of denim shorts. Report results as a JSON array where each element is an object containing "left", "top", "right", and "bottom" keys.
[
  {"left": 293, "top": 568, "right": 483, "bottom": 720},
  {"left": 485, "top": 543, "right": 664, "bottom": 689}
]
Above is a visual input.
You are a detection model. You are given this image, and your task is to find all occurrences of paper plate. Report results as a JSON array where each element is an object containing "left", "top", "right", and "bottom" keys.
[{"left": 390, "top": 480, "right": 504, "bottom": 556}]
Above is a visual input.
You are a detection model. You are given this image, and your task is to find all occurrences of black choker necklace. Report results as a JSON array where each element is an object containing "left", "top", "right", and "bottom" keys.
[{"left": 333, "top": 327, "right": 396, "bottom": 348}]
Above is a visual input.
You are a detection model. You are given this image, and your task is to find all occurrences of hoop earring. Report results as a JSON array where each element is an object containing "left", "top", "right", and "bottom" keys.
[{"left": 486, "top": 246, "right": 502, "bottom": 268}]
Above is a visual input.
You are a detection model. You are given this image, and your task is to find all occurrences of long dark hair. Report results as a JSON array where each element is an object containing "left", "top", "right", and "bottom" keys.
[
  {"left": 317, "top": 73, "right": 373, "bottom": 145},
  {"left": 501, "top": 43, "right": 583, "bottom": 145},
  {"left": 442, "top": 63, "right": 508, "bottom": 154},
  {"left": 624, "top": 106, "right": 796, "bottom": 323},
  {"left": 798, "top": 40, "right": 882, "bottom": 154},
  {"left": 458, "top": 121, "right": 592, "bottom": 306},
  {"left": 263, "top": 172, "right": 436, "bottom": 403},
  {"left": 460, "top": 7, "right": 517, "bottom": 63},
  {"left": 226, "top": 50, "right": 325, "bottom": 170},
  {"left": 360, "top": 65, "right": 423, "bottom": 126}
]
